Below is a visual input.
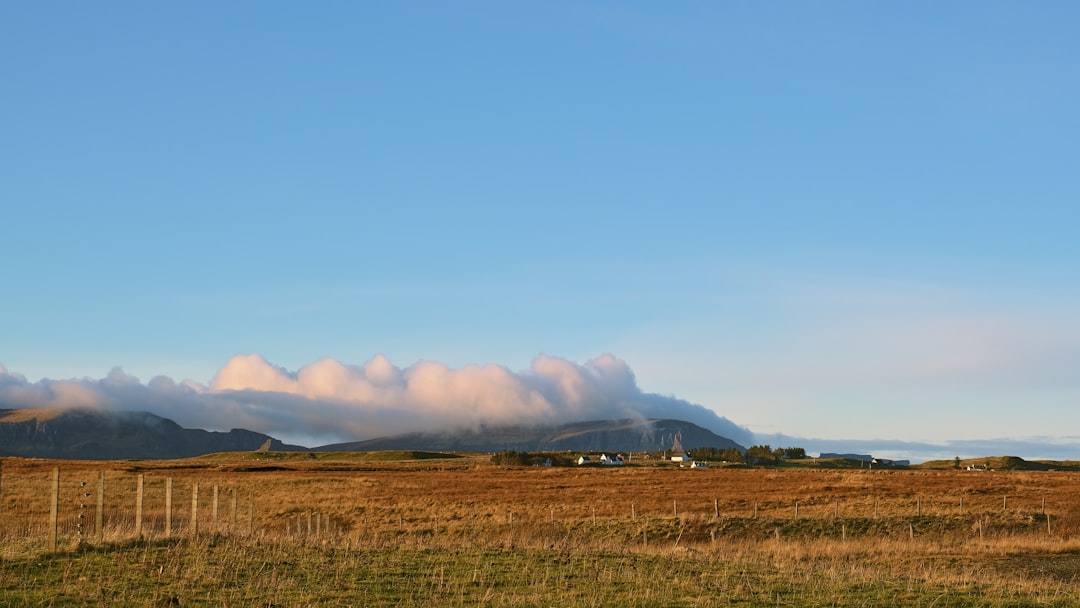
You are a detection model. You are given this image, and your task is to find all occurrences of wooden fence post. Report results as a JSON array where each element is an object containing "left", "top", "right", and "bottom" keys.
[
  {"left": 714, "top": 499, "right": 720, "bottom": 519},
  {"left": 48, "top": 467, "right": 59, "bottom": 552},
  {"left": 135, "top": 475, "right": 144, "bottom": 538},
  {"left": 230, "top": 488, "right": 237, "bottom": 533},
  {"left": 165, "top": 478, "right": 173, "bottom": 537},
  {"left": 96, "top": 471, "right": 105, "bottom": 542},
  {"left": 212, "top": 484, "right": 219, "bottom": 534},
  {"left": 191, "top": 482, "right": 199, "bottom": 538}
]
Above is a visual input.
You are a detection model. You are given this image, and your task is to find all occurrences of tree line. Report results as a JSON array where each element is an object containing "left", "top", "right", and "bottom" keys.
[{"left": 689, "top": 445, "right": 806, "bottom": 464}]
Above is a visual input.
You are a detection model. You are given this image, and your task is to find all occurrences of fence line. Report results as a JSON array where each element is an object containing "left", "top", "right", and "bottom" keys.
[
  {"left": 1, "top": 464, "right": 1071, "bottom": 558},
  {"left": 0, "top": 466, "right": 265, "bottom": 558}
]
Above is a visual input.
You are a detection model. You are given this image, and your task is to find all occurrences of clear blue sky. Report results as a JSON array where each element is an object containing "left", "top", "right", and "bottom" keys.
[{"left": 3, "top": 3, "right": 1078, "bottom": 451}]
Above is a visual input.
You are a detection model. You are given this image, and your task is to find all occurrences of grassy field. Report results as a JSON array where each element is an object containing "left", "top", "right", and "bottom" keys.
[{"left": 3, "top": 454, "right": 1080, "bottom": 606}]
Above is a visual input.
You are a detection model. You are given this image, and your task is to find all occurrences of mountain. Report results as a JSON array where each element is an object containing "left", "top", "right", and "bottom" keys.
[
  {"left": 0, "top": 409, "right": 744, "bottom": 460},
  {"left": 0, "top": 408, "right": 307, "bottom": 460},
  {"left": 317, "top": 418, "right": 745, "bottom": 454}
]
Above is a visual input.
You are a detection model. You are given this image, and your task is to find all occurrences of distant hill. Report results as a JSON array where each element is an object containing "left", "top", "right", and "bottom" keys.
[
  {"left": 0, "top": 409, "right": 744, "bottom": 460},
  {"left": 919, "top": 455, "right": 1080, "bottom": 472},
  {"left": 0, "top": 408, "right": 307, "bottom": 460},
  {"left": 317, "top": 418, "right": 745, "bottom": 454}
]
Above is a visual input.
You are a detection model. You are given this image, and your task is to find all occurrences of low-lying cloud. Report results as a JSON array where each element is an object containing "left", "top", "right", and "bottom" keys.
[
  {"left": 754, "top": 433, "right": 1080, "bottom": 464},
  {"left": 0, "top": 354, "right": 754, "bottom": 447}
]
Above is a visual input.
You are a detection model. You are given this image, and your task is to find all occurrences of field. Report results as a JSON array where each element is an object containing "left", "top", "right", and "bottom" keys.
[{"left": 3, "top": 453, "right": 1080, "bottom": 606}]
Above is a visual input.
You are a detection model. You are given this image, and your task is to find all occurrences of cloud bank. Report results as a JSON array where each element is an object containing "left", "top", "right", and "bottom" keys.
[
  {"left": 0, "top": 354, "right": 753, "bottom": 447},
  {"left": 754, "top": 433, "right": 1080, "bottom": 464}
]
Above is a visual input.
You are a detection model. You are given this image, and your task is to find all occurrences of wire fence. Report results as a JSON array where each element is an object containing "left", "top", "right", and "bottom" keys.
[
  {"left": 1, "top": 465, "right": 256, "bottom": 558},
  {"left": 3, "top": 462, "right": 1075, "bottom": 559}
]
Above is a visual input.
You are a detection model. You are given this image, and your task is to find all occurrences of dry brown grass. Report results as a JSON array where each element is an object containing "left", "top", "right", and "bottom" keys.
[
  {"left": 4, "top": 455, "right": 1080, "bottom": 606},
  {"left": 4, "top": 455, "right": 1080, "bottom": 548}
]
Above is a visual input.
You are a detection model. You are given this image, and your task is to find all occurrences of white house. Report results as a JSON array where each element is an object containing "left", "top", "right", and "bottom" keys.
[
  {"left": 577, "top": 455, "right": 592, "bottom": 466},
  {"left": 600, "top": 454, "right": 624, "bottom": 466}
]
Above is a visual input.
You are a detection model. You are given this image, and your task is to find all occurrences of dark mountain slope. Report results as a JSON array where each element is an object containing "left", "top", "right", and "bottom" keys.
[
  {"left": 318, "top": 418, "right": 745, "bottom": 454},
  {"left": 0, "top": 408, "right": 306, "bottom": 459}
]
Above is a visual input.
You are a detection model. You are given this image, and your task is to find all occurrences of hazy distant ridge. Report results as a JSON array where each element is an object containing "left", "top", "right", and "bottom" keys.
[{"left": 317, "top": 418, "right": 745, "bottom": 454}]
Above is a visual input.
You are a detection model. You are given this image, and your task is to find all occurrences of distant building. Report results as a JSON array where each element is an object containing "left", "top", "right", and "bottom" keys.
[
  {"left": 600, "top": 454, "right": 624, "bottom": 466},
  {"left": 577, "top": 455, "right": 591, "bottom": 465}
]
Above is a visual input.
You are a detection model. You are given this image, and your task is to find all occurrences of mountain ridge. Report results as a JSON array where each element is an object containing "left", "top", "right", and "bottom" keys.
[
  {"left": 0, "top": 408, "right": 307, "bottom": 460},
  {"left": 317, "top": 418, "right": 746, "bottom": 454},
  {"left": 0, "top": 408, "right": 746, "bottom": 460}
]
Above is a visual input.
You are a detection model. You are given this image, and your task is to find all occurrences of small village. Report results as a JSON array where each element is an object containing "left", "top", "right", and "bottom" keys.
[{"left": 495, "top": 434, "right": 921, "bottom": 470}]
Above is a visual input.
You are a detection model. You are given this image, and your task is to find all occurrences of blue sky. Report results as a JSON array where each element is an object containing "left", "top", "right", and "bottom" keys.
[{"left": 3, "top": 3, "right": 1079, "bottom": 458}]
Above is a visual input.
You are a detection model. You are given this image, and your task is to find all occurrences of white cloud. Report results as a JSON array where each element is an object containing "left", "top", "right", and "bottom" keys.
[
  {"left": 0, "top": 353, "right": 753, "bottom": 447},
  {"left": 756, "top": 432, "right": 1080, "bottom": 464}
]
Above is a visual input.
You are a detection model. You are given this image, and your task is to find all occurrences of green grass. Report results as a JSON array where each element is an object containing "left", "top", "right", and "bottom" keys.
[
  {"left": 3, "top": 536, "right": 1078, "bottom": 607},
  {"left": 341, "top": 450, "right": 464, "bottom": 462},
  {"left": 196, "top": 450, "right": 464, "bottom": 462},
  {"left": 917, "top": 456, "right": 1080, "bottom": 471}
]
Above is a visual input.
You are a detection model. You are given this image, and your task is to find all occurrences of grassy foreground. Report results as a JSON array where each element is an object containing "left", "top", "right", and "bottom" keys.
[
  {"left": 3, "top": 534, "right": 1080, "bottom": 607},
  {"left": 5, "top": 456, "right": 1080, "bottom": 606}
]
